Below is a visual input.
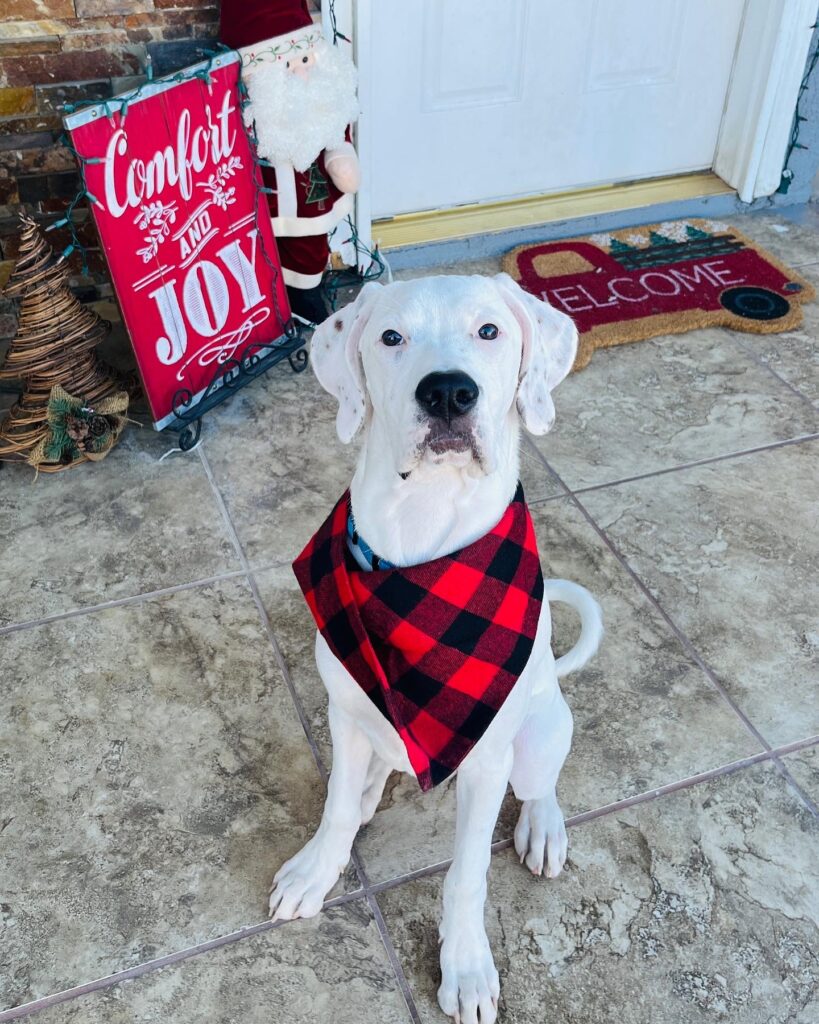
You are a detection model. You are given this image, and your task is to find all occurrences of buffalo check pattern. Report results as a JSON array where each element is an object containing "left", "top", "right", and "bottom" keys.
[{"left": 293, "top": 484, "right": 544, "bottom": 790}]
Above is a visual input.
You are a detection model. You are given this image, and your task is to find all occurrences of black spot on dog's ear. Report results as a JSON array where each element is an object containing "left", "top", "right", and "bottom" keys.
[{"left": 334, "top": 318, "right": 343, "bottom": 332}]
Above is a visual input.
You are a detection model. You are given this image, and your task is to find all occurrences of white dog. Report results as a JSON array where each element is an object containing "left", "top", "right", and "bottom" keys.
[{"left": 269, "top": 273, "right": 602, "bottom": 1023}]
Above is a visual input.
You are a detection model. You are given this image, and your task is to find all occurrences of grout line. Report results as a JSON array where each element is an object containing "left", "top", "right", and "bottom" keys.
[
  {"left": 526, "top": 443, "right": 775, "bottom": 748},
  {"left": 0, "top": 890, "right": 365, "bottom": 1023},
  {"left": 526, "top": 444, "right": 819, "bottom": 820},
  {"left": 733, "top": 332, "right": 819, "bottom": 409},
  {"left": 0, "top": 571, "right": 248, "bottom": 638},
  {"left": 768, "top": 754, "right": 819, "bottom": 817},
  {"left": 362, "top": 882, "right": 424, "bottom": 1024},
  {"left": 9, "top": 731, "right": 816, "bottom": 1021},
  {"left": 196, "top": 446, "right": 423, "bottom": 1024},
  {"left": 368, "top": 735, "right": 819, "bottom": 897},
  {"left": 197, "top": 446, "right": 329, "bottom": 784},
  {"left": 525, "top": 432, "right": 819, "bottom": 505},
  {"left": 9, "top": 437, "right": 812, "bottom": 1019}
]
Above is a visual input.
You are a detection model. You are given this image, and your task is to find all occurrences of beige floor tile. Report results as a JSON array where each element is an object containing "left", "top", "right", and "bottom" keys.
[
  {"left": 31, "top": 902, "right": 409, "bottom": 1024},
  {"left": 528, "top": 326, "right": 817, "bottom": 491},
  {"left": 198, "top": 364, "right": 359, "bottom": 568},
  {"left": 379, "top": 762, "right": 818, "bottom": 1024},
  {"left": 783, "top": 743, "right": 819, "bottom": 805},
  {"left": 738, "top": 261, "right": 818, "bottom": 406},
  {"left": 256, "top": 496, "right": 758, "bottom": 885},
  {"left": 0, "top": 425, "right": 240, "bottom": 629},
  {"left": 730, "top": 208, "right": 819, "bottom": 268},
  {"left": 581, "top": 440, "right": 819, "bottom": 746},
  {"left": 0, "top": 579, "right": 355, "bottom": 1011}
]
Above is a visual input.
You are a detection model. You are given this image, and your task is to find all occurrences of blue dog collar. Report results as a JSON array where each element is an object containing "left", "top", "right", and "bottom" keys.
[{"left": 347, "top": 513, "right": 396, "bottom": 571}]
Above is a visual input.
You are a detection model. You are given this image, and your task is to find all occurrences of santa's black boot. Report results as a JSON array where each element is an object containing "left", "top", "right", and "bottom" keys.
[{"left": 287, "top": 284, "right": 329, "bottom": 326}]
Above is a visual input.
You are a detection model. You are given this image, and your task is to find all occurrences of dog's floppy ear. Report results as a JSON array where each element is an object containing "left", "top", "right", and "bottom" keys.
[
  {"left": 310, "top": 282, "right": 382, "bottom": 443},
  {"left": 494, "top": 272, "right": 578, "bottom": 435}
]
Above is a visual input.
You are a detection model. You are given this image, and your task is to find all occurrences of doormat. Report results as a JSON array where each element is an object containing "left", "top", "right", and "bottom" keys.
[{"left": 502, "top": 219, "right": 815, "bottom": 371}]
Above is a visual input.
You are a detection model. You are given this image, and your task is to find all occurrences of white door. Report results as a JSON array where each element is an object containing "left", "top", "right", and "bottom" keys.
[{"left": 364, "top": 0, "right": 746, "bottom": 219}]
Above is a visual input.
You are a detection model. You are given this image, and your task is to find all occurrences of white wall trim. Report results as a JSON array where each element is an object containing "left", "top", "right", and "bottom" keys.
[
  {"left": 325, "top": 0, "right": 374, "bottom": 272},
  {"left": 714, "top": 0, "right": 818, "bottom": 202}
]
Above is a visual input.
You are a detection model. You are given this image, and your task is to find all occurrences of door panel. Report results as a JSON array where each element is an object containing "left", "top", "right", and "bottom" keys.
[{"left": 368, "top": 0, "right": 746, "bottom": 218}]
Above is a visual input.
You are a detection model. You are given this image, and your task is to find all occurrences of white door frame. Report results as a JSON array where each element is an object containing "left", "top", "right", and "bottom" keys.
[
  {"left": 714, "top": 0, "right": 817, "bottom": 203},
  {"left": 341, "top": 0, "right": 816, "bottom": 254}
]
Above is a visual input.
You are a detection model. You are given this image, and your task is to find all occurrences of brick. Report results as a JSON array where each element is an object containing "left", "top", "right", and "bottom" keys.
[
  {"left": 0, "top": 18, "right": 65, "bottom": 38},
  {"left": 35, "top": 79, "right": 111, "bottom": 113},
  {"left": 154, "top": 0, "right": 218, "bottom": 8},
  {"left": 75, "top": 0, "right": 152, "bottom": 15},
  {"left": 64, "top": 246, "right": 106, "bottom": 274},
  {"left": 2, "top": 50, "right": 141, "bottom": 88},
  {"left": 17, "top": 170, "right": 79, "bottom": 204},
  {"left": 0, "top": 177, "right": 20, "bottom": 206},
  {"left": 124, "top": 10, "right": 219, "bottom": 38},
  {"left": 4, "top": 0, "right": 75, "bottom": 19},
  {"left": 60, "top": 29, "right": 131, "bottom": 52},
  {"left": 0, "top": 131, "right": 55, "bottom": 151},
  {"left": 40, "top": 194, "right": 75, "bottom": 212},
  {"left": 0, "top": 38, "right": 62, "bottom": 57},
  {"left": 16, "top": 175, "right": 50, "bottom": 204},
  {"left": 0, "top": 87, "right": 35, "bottom": 116},
  {"left": 0, "top": 114, "right": 62, "bottom": 137},
  {"left": 0, "top": 144, "right": 77, "bottom": 175}
]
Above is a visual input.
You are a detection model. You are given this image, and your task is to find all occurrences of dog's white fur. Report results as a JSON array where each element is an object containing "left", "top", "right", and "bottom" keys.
[{"left": 269, "top": 274, "right": 602, "bottom": 1024}]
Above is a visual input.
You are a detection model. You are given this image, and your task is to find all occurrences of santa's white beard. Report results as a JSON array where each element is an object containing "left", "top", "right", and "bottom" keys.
[{"left": 245, "top": 40, "right": 358, "bottom": 173}]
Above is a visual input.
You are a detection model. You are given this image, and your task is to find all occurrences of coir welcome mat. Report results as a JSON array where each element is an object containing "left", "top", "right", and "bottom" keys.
[{"left": 503, "top": 219, "right": 815, "bottom": 371}]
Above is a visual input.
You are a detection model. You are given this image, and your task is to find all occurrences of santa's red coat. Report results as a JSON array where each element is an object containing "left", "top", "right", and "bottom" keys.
[{"left": 261, "top": 138, "right": 354, "bottom": 289}]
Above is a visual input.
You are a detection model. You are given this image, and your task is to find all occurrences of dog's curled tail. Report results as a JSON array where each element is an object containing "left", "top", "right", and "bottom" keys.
[{"left": 544, "top": 579, "right": 603, "bottom": 678}]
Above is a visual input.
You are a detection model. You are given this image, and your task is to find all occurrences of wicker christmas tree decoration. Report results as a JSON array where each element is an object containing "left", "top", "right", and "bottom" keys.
[{"left": 0, "top": 215, "right": 126, "bottom": 472}]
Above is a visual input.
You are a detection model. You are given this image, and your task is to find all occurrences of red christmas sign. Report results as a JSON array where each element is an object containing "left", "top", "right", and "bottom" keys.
[{"left": 64, "top": 53, "right": 290, "bottom": 429}]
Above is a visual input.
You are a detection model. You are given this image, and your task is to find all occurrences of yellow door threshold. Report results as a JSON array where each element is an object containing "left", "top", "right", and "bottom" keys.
[{"left": 373, "top": 172, "right": 733, "bottom": 250}]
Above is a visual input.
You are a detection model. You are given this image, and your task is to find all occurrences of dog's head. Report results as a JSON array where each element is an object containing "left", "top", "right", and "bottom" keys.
[{"left": 310, "top": 273, "right": 577, "bottom": 477}]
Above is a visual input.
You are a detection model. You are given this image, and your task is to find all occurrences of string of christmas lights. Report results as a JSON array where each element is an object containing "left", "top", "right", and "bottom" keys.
[
  {"left": 51, "top": 27, "right": 384, "bottom": 326},
  {"left": 778, "top": 21, "right": 819, "bottom": 194}
]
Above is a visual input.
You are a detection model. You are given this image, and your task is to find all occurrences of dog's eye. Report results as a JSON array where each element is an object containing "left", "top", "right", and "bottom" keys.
[
  {"left": 381, "top": 329, "right": 404, "bottom": 347},
  {"left": 302, "top": 56, "right": 309, "bottom": 63},
  {"left": 478, "top": 323, "right": 499, "bottom": 340}
]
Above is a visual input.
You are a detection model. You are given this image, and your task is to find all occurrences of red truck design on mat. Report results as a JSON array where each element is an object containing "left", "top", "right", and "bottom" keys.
[{"left": 504, "top": 220, "right": 815, "bottom": 370}]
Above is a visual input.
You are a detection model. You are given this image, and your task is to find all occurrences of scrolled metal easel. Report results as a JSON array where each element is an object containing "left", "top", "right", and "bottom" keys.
[{"left": 167, "top": 317, "right": 309, "bottom": 451}]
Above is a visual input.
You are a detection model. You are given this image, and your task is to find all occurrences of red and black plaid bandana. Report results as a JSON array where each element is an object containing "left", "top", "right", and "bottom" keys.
[{"left": 293, "top": 484, "right": 543, "bottom": 791}]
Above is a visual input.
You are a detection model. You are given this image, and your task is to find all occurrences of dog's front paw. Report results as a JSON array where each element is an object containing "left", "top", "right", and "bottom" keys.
[
  {"left": 438, "top": 930, "right": 500, "bottom": 1024},
  {"left": 514, "top": 792, "right": 568, "bottom": 878},
  {"left": 268, "top": 837, "right": 346, "bottom": 922}
]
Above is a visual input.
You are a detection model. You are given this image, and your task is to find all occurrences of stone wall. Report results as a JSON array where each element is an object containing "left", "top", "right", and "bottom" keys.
[{"left": 0, "top": 1, "right": 222, "bottom": 350}]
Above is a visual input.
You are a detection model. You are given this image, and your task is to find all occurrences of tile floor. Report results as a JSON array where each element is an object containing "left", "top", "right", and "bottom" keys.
[{"left": 1, "top": 210, "right": 817, "bottom": 1023}]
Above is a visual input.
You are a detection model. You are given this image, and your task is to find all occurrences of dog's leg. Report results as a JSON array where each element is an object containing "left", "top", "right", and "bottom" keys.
[
  {"left": 438, "top": 745, "right": 513, "bottom": 1024},
  {"left": 269, "top": 700, "right": 371, "bottom": 921},
  {"left": 360, "top": 752, "right": 392, "bottom": 824},
  {"left": 511, "top": 687, "right": 572, "bottom": 878}
]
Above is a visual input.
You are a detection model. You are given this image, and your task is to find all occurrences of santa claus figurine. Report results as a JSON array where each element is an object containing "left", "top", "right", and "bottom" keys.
[{"left": 220, "top": 0, "right": 360, "bottom": 325}]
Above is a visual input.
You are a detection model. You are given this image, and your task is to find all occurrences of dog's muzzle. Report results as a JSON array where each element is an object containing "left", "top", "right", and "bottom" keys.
[{"left": 415, "top": 371, "right": 479, "bottom": 424}]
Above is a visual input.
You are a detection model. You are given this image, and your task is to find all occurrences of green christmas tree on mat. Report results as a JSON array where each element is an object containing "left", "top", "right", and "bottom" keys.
[
  {"left": 686, "top": 224, "right": 710, "bottom": 240},
  {"left": 609, "top": 237, "right": 639, "bottom": 253}
]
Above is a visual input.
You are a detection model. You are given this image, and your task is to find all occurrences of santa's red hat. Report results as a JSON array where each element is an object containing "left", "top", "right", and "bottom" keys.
[{"left": 220, "top": 0, "right": 318, "bottom": 62}]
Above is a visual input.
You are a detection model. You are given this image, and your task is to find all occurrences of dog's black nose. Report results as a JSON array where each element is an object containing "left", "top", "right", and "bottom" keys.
[{"left": 415, "top": 371, "right": 479, "bottom": 422}]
